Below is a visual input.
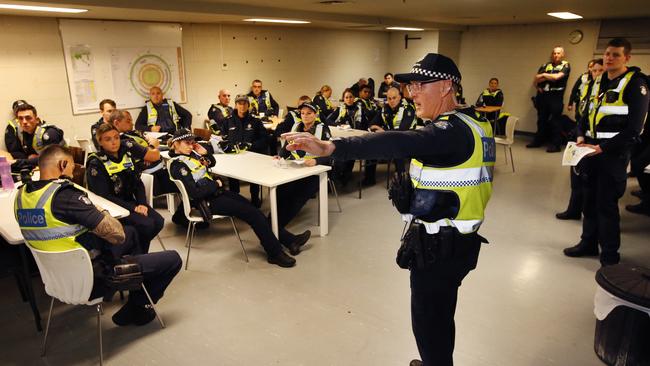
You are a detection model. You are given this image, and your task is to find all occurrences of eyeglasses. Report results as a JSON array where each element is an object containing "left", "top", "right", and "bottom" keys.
[{"left": 406, "top": 80, "right": 439, "bottom": 95}]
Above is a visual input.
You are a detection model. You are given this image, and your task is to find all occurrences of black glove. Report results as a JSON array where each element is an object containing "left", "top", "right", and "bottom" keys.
[{"left": 388, "top": 172, "right": 413, "bottom": 214}]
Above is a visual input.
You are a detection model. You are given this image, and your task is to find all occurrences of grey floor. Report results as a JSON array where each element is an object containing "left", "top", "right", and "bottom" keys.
[{"left": 1, "top": 138, "right": 649, "bottom": 366}]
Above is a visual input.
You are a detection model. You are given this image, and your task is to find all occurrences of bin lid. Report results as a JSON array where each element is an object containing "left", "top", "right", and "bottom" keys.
[{"left": 596, "top": 264, "right": 650, "bottom": 309}]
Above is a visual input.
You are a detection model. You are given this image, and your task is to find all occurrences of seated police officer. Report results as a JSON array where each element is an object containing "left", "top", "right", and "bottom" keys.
[
  {"left": 313, "top": 85, "right": 335, "bottom": 118},
  {"left": 365, "top": 87, "right": 419, "bottom": 184},
  {"left": 274, "top": 102, "right": 331, "bottom": 246},
  {"left": 357, "top": 84, "right": 380, "bottom": 121},
  {"left": 15, "top": 145, "right": 181, "bottom": 326},
  {"left": 91, "top": 99, "right": 116, "bottom": 150},
  {"left": 326, "top": 88, "right": 368, "bottom": 185},
  {"left": 207, "top": 89, "right": 234, "bottom": 136},
  {"left": 4, "top": 103, "right": 65, "bottom": 173},
  {"left": 135, "top": 86, "right": 192, "bottom": 133},
  {"left": 475, "top": 78, "right": 504, "bottom": 122},
  {"left": 275, "top": 95, "right": 313, "bottom": 137},
  {"left": 87, "top": 123, "right": 164, "bottom": 254},
  {"left": 247, "top": 79, "right": 279, "bottom": 117},
  {"left": 167, "top": 129, "right": 302, "bottom": 267},
  {"left": 220, "top": 94, "right": 268, "bottom": 207},
  {"left": 377, "top": 73, "right": 401, "bottom": 99}
]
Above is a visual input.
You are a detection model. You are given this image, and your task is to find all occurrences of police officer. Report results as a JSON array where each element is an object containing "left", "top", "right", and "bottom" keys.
[
  {"left": 86, "top": 123, "right": 164, "bottom": 254},
  {"left": 207, "top": 89, "right": 234, "bottom": 135},
  {"left": 475, "top": 78, "right": 505, "bottom": 129},
  {"left": 313, "top": 85, "right": 335, "bottom": 118},
  {"left": 135, "top": 86, "right": 192, "bottom": 133},
  {"left": 168, "top": 129, "right": 305, "bottom": 267},
  {"left": 275, "top": 95, "right": 313, "bottom": 136},
  {"left": 284, "top": 53, "right": 494, "bottom": 366},
  {"left": 326, "top": 88, "right": 369, "bottom": 185},
  {"left": 247, "top": 79, "right": 279, "bottom": 117},
  {"left": 15, "top": 145, "right": 181, "bottom": 326},
  {"left": 365, "top": 87, "right": 420, "bottom": 184},
  {"left": 529, "top": 46, "right": 571, "bottom": 152},
  {"left": 357, "top": 84, "right": 380, "bottom": 121},
  {"left": 91, "top": 99, "right": 116, "bottom": 150},
  {"left": 564, "top": 38, "right": 649, "bottom": 266},
  {"left": 219, "top": 94, "right": 268, "bottom": 207},
  {"left": 556, "top": 59, "right": 604, "bottom": 220},
  {"left": 5, "top": 103, "right": 65, "bottom": 172},
  {"left": 378, "top": 73, "right": 402, "bottom": 99}
]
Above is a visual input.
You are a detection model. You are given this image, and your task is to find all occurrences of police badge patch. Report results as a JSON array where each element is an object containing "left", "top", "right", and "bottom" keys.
[
  {"left": 43, "top": 133, "right": 49, "bottom": 141},
  {"left": 180, "top": 168, "right": 189, "bottom": 176},
  {"left": 90, "top": 167, "right": 98, "bottom": 176},
  {"left": 78, "top": 195, "right": 92, "bottom": 205},
  {"left": 433, "top": 121, "right": 449, "bottom": 129},
  {"left": 641, "top": 85, "right": 648, "bottom": 96},
  {"left": 125, "top": 141, "right": 134, "bottom": 148}
]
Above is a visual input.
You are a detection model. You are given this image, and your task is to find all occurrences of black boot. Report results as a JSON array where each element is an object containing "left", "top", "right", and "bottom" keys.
[
  {"left": 625, "top": 201, "right": 650, "bottom": 216},
  {"left": 555, "top": 210, "right": 581, "bottom": 220},
  {"left": 286, "top": 230, "right": 311, "bottom": 256},
  {"left": 267, "top": 251, "right": 296, "bottom": 268},
  {"left": 563, "top": 242, "right": 599, "bottom": 257}
]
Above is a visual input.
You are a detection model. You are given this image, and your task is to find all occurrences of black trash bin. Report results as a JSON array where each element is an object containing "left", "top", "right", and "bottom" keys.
[{"left": 594, "top": 264, "right": 650, "bottom": 366}]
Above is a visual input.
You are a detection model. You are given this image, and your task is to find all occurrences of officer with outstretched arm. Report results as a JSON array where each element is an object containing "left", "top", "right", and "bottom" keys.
[{"left": 283, "top": 53, "right": 495, "bottom": 366}]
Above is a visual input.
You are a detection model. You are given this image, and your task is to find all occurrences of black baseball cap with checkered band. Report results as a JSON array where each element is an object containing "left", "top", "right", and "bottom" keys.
[{"left": 394, "top": 53, "right": 461, "bottom": 85}]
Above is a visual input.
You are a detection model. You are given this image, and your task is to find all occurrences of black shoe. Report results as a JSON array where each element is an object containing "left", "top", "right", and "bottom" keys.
[
  {"left": 526, "top": 142, "right": 542, "bottom": 148},
  {"left": 625, "top": 202, "right": 650, "bottom": 216},
  {"left": 112, "top": 302, "right": 136, "bottom": 326},
  {"left": 131, "top": 304, "right": 156, "bottom": 326},
  {"left": 631, "top": 190, "right": 643, "bottom": 199},
  {"left": 409, "top": 360, "right": 423, "bottom": 366},
  {"left": 112, "top": 302, "right": 156, "bottom": 326},
  {"left": 287, "top": 230, "right": 311, "bottom": 256},
  {"left": 267, "top": 251, "right": 296, "bottom": 268},
  {"left": 172, "top": 211, "right": 189, "bottom": 228},
  {"left": 555, "top": 211, "right": 581, "bottom": 220},
  {"left": 563, "top": 242, "right": 599, "bottom": 257},
  {"left": 546, "top": 145, "right": 561, "bottom": 153}
]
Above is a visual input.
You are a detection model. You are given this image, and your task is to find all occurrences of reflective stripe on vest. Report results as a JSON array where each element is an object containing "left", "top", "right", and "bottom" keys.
[
  {"left": 290, "top": 120, "right": 324, "bottom": 160},
  {"left": 382, "top": 100, "right": 412, "bottom": 129},
  {"left": 407, "top": 112, "right": 494, "bottom": 234},
  {"left": 89, "top": 152, "right": 135, "bottom": 176},
  {"left": 248, "top": 92, "right": 272, "bottom": 114},
  {"left": 14, "top": 181, "right": 87, "bottom": 251},
  {"left": 337, "top": 105, "right": 362, "bottom": 128},
  {"left": 122, "top": 132, "right": 164, "bottom": 173},
  {"left": 585, "top": 131, "right": 619, "bottom": 139},
  {"left": 214, "top": 104, "right": 230, "bottom": 118},
  {"left": 171, "top": 155, "right": 212, "bottom": 182},
  {"left": 11, "top": 121, "right": 56, "bottom": 154},
  {"left": 577, "top": 73, "right": 591, "bottom": 115},
  {"left": 587, "top": 70, "right": 635, "bottom": 138},
  {"left": 146, "top": 99, "right": 180, "bottom": 128}
]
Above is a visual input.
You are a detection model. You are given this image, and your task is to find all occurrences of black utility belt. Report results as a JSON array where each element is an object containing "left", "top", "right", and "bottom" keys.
[{"left": 397, "top": 223, "right": 459, "bottom": 270}]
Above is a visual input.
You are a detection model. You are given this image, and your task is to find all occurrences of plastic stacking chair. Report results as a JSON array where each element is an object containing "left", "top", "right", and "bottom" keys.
[
  {"left": 168, "top": 172, "right": 248, "bottom": 270},
  {"left": 140, "top": 173, "right": 176, "bottom": 251},
  {"left": 28, "top": 246, "right": 164, "bottom": 365},
  {"left": 75, "top": 137, "right": 96, "bottom": 165},
  {"left": 494, "top": 116, "right": 519, "bottom": 173},
  {"left": 328, "top": 177, "right": 342, "bottom": 213}
]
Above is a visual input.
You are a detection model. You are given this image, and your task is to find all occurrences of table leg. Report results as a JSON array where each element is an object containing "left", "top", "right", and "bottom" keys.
[
  {"left": 270, "top": 186, "right": 279, "bottom": 238},
  {"left": 20, "top": 245, "right": 42, "bottom": 332},
  {"left": 318, "top": 172, "right": 329, "bottom": 236}
]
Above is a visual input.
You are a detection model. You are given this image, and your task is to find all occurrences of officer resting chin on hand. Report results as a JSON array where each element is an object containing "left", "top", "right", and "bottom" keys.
[
  {"left": 283, "top": 53, "right": 495, "bottom": 366},
  {"left": 14, "top": 145, "right": 181, "bottom": 326}
]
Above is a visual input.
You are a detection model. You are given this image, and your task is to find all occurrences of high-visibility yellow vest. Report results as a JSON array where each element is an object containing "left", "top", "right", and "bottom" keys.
[
  {"left": 248, "top": 91, "right": 272, "bottom": 114},
  {"left": 170, "top": 155, "right": 212, "bottom": 182},
  {"left": 586, "top": 70, "right": 636, "bottom": 139},
  {"left": 289, "top": 119, "right": 325, "bottom": 160},
  {"left": 8, "top": 120, "right": 63, "bottom": 154},
  {"left": 146, "top": 99, "right": 180, "bottom": 128},
  {"left": 14, "top": 180, "right": 87, "bottom": 251},
  {"left": 121, "top": 132, "right": 164, "bottom": 174},
  {"left": 541, "top": 61, "right": 569, "bottom": 91},
  {"left": 382, "top": 99, "right": 415, "bottom": 130},
  {"left": 408, "top": 111, "right": 495, "bottom": 234}
]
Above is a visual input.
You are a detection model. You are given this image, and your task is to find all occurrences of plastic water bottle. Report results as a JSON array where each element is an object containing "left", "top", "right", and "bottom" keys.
[{"left": 0, "top": 157, "right": 15, "bottom": 190}]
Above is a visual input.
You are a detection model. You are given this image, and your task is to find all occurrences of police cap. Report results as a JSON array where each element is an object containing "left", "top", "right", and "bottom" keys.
[
  {"left": 234, "top": 94, "right": 249, "bottom": 104},
  {"left": 394, "top": 53, "right": 461, "bottom": 85},
  {"left": 298, "top": 102, "right": 318, "bottom": 113},
  {"left": 170, "top": 128, "right": 196, "bottom": 143}
]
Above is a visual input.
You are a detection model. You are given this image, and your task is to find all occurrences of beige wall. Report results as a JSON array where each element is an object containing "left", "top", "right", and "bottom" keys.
[
  {"left": 387, "top": 31, "right": 439, "bottom": 75},
  {"left": 458, "top": 20, "right": 601, "bottom": 132},
  {"left": 0, "top": 16, "right": 392, "bottom": 149}
]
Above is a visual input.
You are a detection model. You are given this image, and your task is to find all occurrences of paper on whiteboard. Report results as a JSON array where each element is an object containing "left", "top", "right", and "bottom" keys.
[
  {"left": 110, "top": 47, "right": 187, "bottom": 109},
  {"left": 69, "top": 45, "right": 97, "bottom": 111},
  {"left": 562, "top": 142, "right": 595, "bottom": 166}
]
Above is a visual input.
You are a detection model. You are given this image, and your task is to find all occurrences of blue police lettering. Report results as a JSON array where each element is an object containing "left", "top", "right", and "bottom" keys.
[
  {"left": 17, "top": 209, "right": 47, "bottom": 227},
  {"left": 482, "top": 137, "right": 496, "bottom": 163}
]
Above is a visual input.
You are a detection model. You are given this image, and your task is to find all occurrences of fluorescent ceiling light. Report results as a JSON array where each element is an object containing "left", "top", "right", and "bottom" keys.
[
  {"left": 244, "top": 18, "right": 310, "bottom": 24},
  {"left": 386, "top": 27, "right": 424, "bottom": 31},
  {"left": 547, "top": 12, "right": 583, "bottom": 20},
  {"left": 0, "top": 4, "right": 87, "bottom": 13}
]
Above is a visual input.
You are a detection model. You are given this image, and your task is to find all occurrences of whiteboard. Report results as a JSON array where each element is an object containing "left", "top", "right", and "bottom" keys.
[{"left": 59, "top": 19, "right": 187, "bottom": 115}]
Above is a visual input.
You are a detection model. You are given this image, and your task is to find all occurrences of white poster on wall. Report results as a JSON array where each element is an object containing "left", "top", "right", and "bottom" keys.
[
  {"left": 68, "top": 45, "right": 98, "bottom": 111},
  {"left": 110, "top": 47, "right": 187, "bottom": 109}
]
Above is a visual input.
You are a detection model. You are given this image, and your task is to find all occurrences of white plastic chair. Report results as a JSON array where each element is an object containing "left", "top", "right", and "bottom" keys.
[
  {"left": 28, "top": 246, "right": 164, "bottom": 365},
  {"left": 494, "top": 116, "right": 519, "bottom": 173},
  {"left": 75, "top": 137, "right": 96, "bottom": 165},
  {"left": 168, "top": 173, "right": 248, "bottom": 270}
]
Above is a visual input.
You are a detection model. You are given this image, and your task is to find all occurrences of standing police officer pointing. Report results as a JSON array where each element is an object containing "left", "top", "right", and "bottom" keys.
[{"left": 283, "top": 53, "right": 494, "bottom": 366}]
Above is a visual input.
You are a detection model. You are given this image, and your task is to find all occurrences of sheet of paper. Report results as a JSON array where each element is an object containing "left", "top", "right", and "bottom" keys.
[{"left": 562, "top": 142, "right": 595, "bottom": 166}]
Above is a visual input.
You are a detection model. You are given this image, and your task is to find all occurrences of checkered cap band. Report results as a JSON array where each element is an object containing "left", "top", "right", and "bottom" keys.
[
  {"left": 171, "top": 133, "right": 195, "bottom": 143},
  {"left": 411, "top": 67, "right": 461, "bottom": 84}
]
